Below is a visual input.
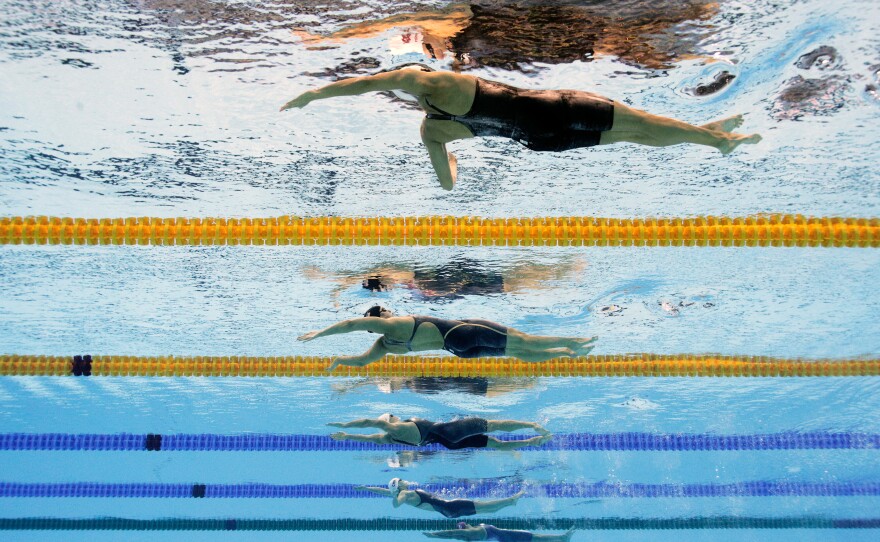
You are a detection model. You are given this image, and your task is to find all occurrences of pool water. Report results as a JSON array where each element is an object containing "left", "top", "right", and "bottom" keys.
[{"left": 1, "top": 0, "right": 879, "bottom": 540}]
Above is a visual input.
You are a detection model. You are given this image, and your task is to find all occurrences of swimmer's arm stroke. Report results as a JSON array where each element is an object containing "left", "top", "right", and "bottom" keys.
[
  {"left": 298, "top": 317, "right": 398, "bottom": 341},
  {"left": 280, "top": 71, "right": 436, "bottom": 110},
  {"left": 329, "top": 431, "right": 393, "bottom": 444},
  {"left": 354, "top": 485, "right": 392, "bottom": 496},
  {"left": 423, "top": 530, "right": 480, "bottom": 540},
  {"left": 327, "top": 338, "right": 390, "bottom": 371},
  {"left": 327, "top": 418, "right": 395, "bottom": 430},
  {"left": 421, "top": 121, "right": 457, "bottom": 190}
]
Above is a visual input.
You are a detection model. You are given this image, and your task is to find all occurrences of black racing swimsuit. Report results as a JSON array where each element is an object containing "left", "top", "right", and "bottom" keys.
[
  {"left": 425, "top": 77, "right": 614, "bottom": 152},
  {"left": 384, "top": 315, "right": 508, "bottom": 358},
  {"left": 390, "top": 417, "right": 490, "bottom": 450},
  {"left": 413, "top": 489, "right": 477, "bottom": 518}
]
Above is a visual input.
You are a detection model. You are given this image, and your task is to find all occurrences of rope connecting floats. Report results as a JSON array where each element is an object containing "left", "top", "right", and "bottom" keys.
[
  {"left": 2, "top": 354, "right": 878, "bottom": 378},
  {"left": 1, "top": 516, "right": 878, "bottom": 531},
  {"left": 1, "top": 432, "right": 877, "bottom": 452},
  {"left": 1, "top": 215, "right": 877, "bottom": 247},
  {"left": 2, "top": 481, "right": 879, "bottom": 499}
]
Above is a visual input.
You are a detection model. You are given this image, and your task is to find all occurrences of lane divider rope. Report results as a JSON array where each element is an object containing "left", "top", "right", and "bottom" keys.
[
  {"left": 2, "top": 354, "right": 878, "bottom": 378},
  {"left": 1, "top": 432, "right": 877, "bottom": 452},
  {"left": 1, "top": 481, "right": 878, "bottom": 498},
  {"left": 0, "top": 516, "right": 878, "bottom": 530},
  {"left": 1, "top": 215, "right": 877, "bottom": 247}
]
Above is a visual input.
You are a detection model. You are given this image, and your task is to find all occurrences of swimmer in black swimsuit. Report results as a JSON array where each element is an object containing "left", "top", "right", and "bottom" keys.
[
  {"left": 298, "top": 305, "right": 597, "bottom": 371},
  {"left": 327, "top": 413, "right": 551, "bottom": 450},
  {"left": 425, "top": 522, "right": 576, "bottom": 541},
  {"left": 280, "top": 66, "right": 761, "bottom": 190},
  {"left": 357, "top": 478, "right": 524, "bottom": 518}
]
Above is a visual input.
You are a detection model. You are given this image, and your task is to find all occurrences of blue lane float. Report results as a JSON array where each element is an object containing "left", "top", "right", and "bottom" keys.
[
  {"left": 1, "top": 481, "right": 879, "bottom": 499},
  {"left": 0, "top": 431, "right": 877, "bottom": 452},
  {"left": 0, "top": 516, "right": 879, "bottom": 531}
]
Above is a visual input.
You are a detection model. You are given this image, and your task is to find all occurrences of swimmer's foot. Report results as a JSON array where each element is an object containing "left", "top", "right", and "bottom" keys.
[
  {"left": 718, "top": 133, "right": 762, "bottom": 155},
  {"left": 537, "top": 434, "right": 554, "bottom": 446},
  {"left": 562, "top": 527, "right": 577, "bottom": 541},
  {"left": 702, "top": 114, "right": 744, "bottom": 133},
  {"left": 568, "top": 336, "right": 598, "bottom": 351},
  {"left": 532, "top": 423, "right": 552, "bottom": 436}
]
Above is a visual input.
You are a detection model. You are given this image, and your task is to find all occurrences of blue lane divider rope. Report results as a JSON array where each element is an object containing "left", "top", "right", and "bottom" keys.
[
  {"left": 1, "top": 481, "right": 878, "bottom": 498},
  {"left": 0, "top": 432, "right": 877, "bottom": 451},
  {"left": 0, "top": 516, "right": 879, "bottom": 531}
]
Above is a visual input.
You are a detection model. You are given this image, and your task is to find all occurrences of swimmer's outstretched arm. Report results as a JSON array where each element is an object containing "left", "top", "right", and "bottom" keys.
[
  {"left": 280, "top": 71, "right": 435, "bottom": 110},
  {"left": 329, "top": 432, "right": 393, "bottom": 444},
  {"left": 423, "top": 529, "right": 481, "bottom": 540},
  {"left": 298, "top": 318, "right": 397, "bottom": 341},
  {"left": 354, "top": 485, "right": 392, "bottom": 496},
  {"left": 327, "top": 338, "right": 391, "bottom": 371},
  {"left": 327, "top": 418, "right": 394, "bottom": 429}
]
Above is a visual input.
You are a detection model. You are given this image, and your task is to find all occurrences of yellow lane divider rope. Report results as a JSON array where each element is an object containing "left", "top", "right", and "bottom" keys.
[
  {"left": 2, "top": 355, "right": 877, "bottom": 377},
  {"left": 1, "top": 215, "right": 877, "bottom": 247}
]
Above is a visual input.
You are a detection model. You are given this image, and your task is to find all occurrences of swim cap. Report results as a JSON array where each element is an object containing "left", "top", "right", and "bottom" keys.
[
  {"left": 388, "top": 477, "right": 402, "bottom": 497},
  {"left": 378, "top": 413, "right": 394, "bottom": 422},
  {"left": 364, "top": 305, "right": 393, "bottom": 318}
]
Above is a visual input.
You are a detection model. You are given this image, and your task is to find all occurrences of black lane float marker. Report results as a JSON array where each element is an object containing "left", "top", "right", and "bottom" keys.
[
  {"left": 191, "top": 485, "right": 207, "bottom": 498},
  {"left": 145, "top": 434, "right": 162, "bottom": 451},
  {"left": 71, "top": 355, "right": 92, "bottom": 376}
]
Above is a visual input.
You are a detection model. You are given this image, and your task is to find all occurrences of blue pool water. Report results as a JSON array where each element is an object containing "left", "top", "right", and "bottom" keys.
[{"left": 1, "top": 0, "right": 879, "bottom": 540}]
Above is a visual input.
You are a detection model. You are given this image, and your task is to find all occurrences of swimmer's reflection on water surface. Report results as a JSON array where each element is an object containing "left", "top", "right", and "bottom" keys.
[
  {"left": 305, "top": 256, "right": 587, "bottom": 305},
  {"left": 294, "top": 1, "right": 722, "bottom": 71}
]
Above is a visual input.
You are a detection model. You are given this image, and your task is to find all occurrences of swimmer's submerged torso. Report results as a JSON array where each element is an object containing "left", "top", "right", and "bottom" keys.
[
  {"left": 388, "top": 417, "right": 491, "bottom": 449},
  {"left": 423, "top": 77, "right": 614, "bottom": 152},
  {"left": 411, "top": 489, "right": 477, "bottom": 518},
  {"left": 381, "top": 315, "right": 508, "bottom": 358}
]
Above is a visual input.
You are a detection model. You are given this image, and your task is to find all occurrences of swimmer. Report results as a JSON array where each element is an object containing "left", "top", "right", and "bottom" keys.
[
  {"left": 327, "top": 413, "right": 551, "bottom": 450},
  {"left": 280, "top": 66, "right": 761, "bottom": 189},
  {"left": 298, "top": 305, "right": 597, "bottom": 370},
  {"left": 425, "top": 522, "right": 576, "bottom": 541},
  {"left": 357, "top": 478, "right": 524, "bottom": 517}
]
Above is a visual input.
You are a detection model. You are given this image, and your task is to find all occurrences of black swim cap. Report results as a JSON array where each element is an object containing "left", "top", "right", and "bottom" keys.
[{"left": 364, "top": 305, "right": 389, "bottom": 318}]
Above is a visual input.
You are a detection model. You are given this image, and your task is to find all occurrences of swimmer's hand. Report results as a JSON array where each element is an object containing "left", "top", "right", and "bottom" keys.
[
  {"left": 326, "top": 422, "right": 346, "bottom": 427},
  {"left": 327, "top": 358, "right": 342, "bottom": 372},
  {"left": 329, "top": 432, "right": 347, "bottom": 440},
  {"left": 280, "top": 91, "right": 316, "bottom": 111},
  {"left": 297, "top": 330, "right": 320, "bottom": 341}
]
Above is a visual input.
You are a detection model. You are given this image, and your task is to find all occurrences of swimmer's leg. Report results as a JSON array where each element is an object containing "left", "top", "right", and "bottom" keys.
[
  {"left": 486, "top": 435, "right": 551, "bottom": 450},
  {"left": 472, "top": 490, "right": 526, "bottom": 514},
  {"left": 486, "top": 419, "right": 550, "bottom": 436},
  {"left": 701, "top": 114, "right": 744, "bottom": 133},
  {"left": 508, "top": 347, "right": 577, "bottom": 363},
  {"left": 506, "top": 329, "right": 597, "bottom": 353},
  {"left": 600, "top": 102, "right": 760, "bottom": 154}
]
